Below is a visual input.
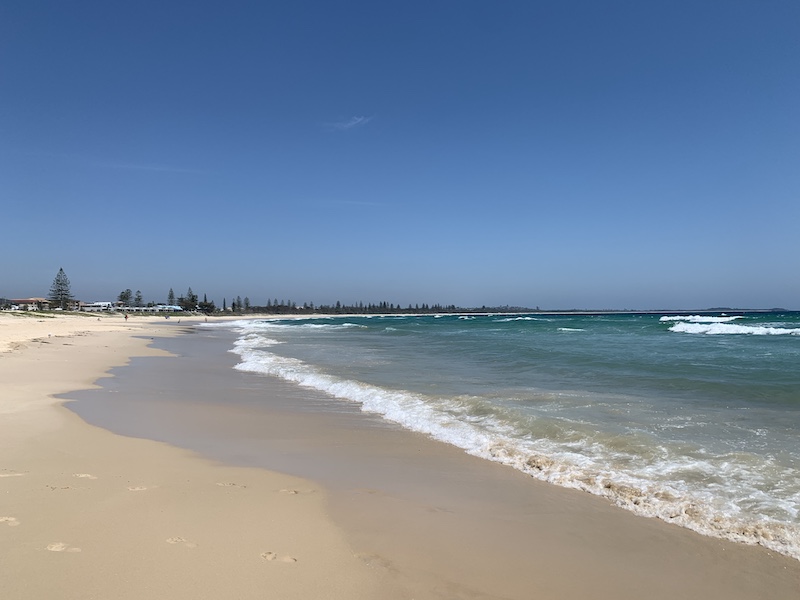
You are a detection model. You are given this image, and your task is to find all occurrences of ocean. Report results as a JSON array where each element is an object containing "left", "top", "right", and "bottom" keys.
[{"left": 205, "top": 311, "right": 800, "bottom": 560}]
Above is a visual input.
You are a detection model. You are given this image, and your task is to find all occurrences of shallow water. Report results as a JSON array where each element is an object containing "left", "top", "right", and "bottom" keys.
[{"left": 206, "top": 312, "right": 800, "bottom": 560}]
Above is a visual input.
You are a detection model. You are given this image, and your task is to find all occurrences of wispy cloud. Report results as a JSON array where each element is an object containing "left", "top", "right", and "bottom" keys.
[{"left": 325, "top": 116, "right": 374, "bottom": 131}]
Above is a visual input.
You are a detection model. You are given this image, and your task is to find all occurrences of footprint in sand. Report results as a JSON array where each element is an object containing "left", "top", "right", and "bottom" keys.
[
  {"left": 216, "top": 482, "right": 246, "bottom": 488},
  {"left": 279, "top": 488, "right": 315, "bottom": 495},
  {"left": 166, "top": 537, "right": 197, "bottom": 548},
  {"left": 426, "top": 505, "right": 454, "bottom": 514},
  {"left": 1, "top": 517, "right": 20, "bottom": 527},
  {"left": 260, "top": 551, "right": 297, "bottom": 563},
  {"left": 356, "top": 553, "right": 395, "bottom": 572},
  {"left": 73, "top": 473, "right": 97, "bottom": 479},
  {"left": 46, "top": 542, "right": 81, "bottom": 553}
]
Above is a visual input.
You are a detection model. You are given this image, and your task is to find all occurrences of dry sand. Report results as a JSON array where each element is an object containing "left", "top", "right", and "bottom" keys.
[
  {"left": 1, "top": 312, "right": 799, "bottom": 599},
  {"left": 0, "top": 312, "right": 386, "bottom": 599}
]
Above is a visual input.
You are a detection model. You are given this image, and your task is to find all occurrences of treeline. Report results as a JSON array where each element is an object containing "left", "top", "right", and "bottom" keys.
[
  {"left": 117, "top": 287, "right": 215, "bottom": 313},
  {"left": 11, "top": 270, "right": 534, "bottom": 316},
  {"left": 228, "top": 299, "right": 534, "bottom": 315},
  {"left": 116, "top": 284, "right": 533, "bottom": 316},
  {"left": 241, "top": 300, "right": 461, "bottom": 315}
]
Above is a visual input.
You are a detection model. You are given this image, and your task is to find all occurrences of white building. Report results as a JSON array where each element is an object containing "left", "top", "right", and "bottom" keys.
[
  {"left": 116, "top": 305, "right": 184, "bottom": 313},
  {"left": 80, "top": 301, "right": 114, "bottom": 312}
]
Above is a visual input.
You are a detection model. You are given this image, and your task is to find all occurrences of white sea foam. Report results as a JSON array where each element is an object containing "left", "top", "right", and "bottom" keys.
[
  {"left": 228, "top": 325, "right": 800, "bottom": 561},
  {"left": 299, "top": 322, "right": 367, "bottom": 329},
  {"left": 494, "top": 316, "right": 539, "bottom": 322},
  {"left": 670, "top": 322, "right": 800, "bottom": 335},
  {"left": 557, "top": 327, "right": 585, "bottom": 332},
  {"left": 660, "top": 315, "right": 744, "bottom": 323}
]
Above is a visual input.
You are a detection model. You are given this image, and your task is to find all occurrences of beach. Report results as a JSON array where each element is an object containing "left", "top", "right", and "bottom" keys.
[
  {"left": 0, "top": 313, "right": 386, "bottom": 599},
  {"left": 2, "top": 312, "right": 799, "bottom": 599}
]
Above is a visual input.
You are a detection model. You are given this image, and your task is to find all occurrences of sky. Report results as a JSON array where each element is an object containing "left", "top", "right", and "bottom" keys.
[{"left": 2, "top": 1, "right": 799, "bottom": 310}]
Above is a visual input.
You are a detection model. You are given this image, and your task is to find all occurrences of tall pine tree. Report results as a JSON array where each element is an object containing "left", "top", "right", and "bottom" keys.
[{"left": 48, "top": 268, "right": 73, "bottom": 310}]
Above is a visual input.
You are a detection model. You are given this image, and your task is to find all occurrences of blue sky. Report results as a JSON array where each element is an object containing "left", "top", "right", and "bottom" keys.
[{"left": 2, "top": 1, "right": 798, "bottom": 310}]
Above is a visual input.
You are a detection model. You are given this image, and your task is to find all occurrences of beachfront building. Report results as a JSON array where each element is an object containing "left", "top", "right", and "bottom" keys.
[
  {"left": 115, "top": 304, "right": 184, "bottom": 313},
  {"left": 79, "top": 302, "right": 184, "bottom": 313},
  {"left": 9, "top": 298, "right": 51, "bottom": 311},
  {"left": 80, "top": 301, "right": 115, "bottom": 312}
]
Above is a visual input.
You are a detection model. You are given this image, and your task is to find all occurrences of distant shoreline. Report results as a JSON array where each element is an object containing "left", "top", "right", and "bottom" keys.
[
  {"left": 3, "top": 305, "right": 795, "bottom": 321},
  {"left": 201, "top": 307, "right": 797, "bottom": 319}
]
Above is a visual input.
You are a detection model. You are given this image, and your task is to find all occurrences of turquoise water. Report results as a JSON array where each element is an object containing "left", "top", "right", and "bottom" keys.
[{"left": 207, "top": 312, "right": 800, "bottom": 559}]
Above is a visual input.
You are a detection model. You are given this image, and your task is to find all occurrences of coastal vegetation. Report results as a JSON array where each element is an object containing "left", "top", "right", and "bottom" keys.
[
  {"left": 2, "top": 270, "right": 783, "bottom": 316},
  {"left": 232, "top": 299, "right": 534, "bottom": 316},
  {"left": 48, "top": 268, "right": 74, "bottom": 310},
  {"left": 0, "top": 269, "right": 528, "bottom": 315}
]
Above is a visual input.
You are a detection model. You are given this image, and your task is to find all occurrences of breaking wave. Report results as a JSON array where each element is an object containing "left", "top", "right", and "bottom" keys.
[
  {"left": 660, "top": 315, "right": 744, "bottom": 323},
  {"left": 228, "top": 324, "right": 800, "bottom": 561},
  {"left": 670, "top": 322, "right": 800, "bottom": 336}
]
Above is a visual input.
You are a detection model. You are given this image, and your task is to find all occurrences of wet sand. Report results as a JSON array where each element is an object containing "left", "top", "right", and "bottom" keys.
[
  {"left": 64, "top": 324, "right": 800, "bottom": 599},
  {"left": 0, "top": 314, "right": 387, "bottom": 600}
]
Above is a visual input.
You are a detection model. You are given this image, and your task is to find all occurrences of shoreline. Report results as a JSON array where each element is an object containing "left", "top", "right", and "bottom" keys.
[
  {"left": 3, "top": 313, "right": 799, "bottom": 599},
  {"left": 213, "top": 311, "right": 800, "bottom": 562},
  {"left": 65, "top": 320, "right": 800, "bottom": 598}
]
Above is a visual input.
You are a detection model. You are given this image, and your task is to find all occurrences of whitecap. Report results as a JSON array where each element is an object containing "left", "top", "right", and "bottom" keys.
[
  {"left": 660, "top": 315, "right": 744, "bottom": 323},
  {"left": 670, "top": 322, "right": 800, "bottom": 336},
  {"left": 494, "top": 316, "right": 539, "bottom": 322}
]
